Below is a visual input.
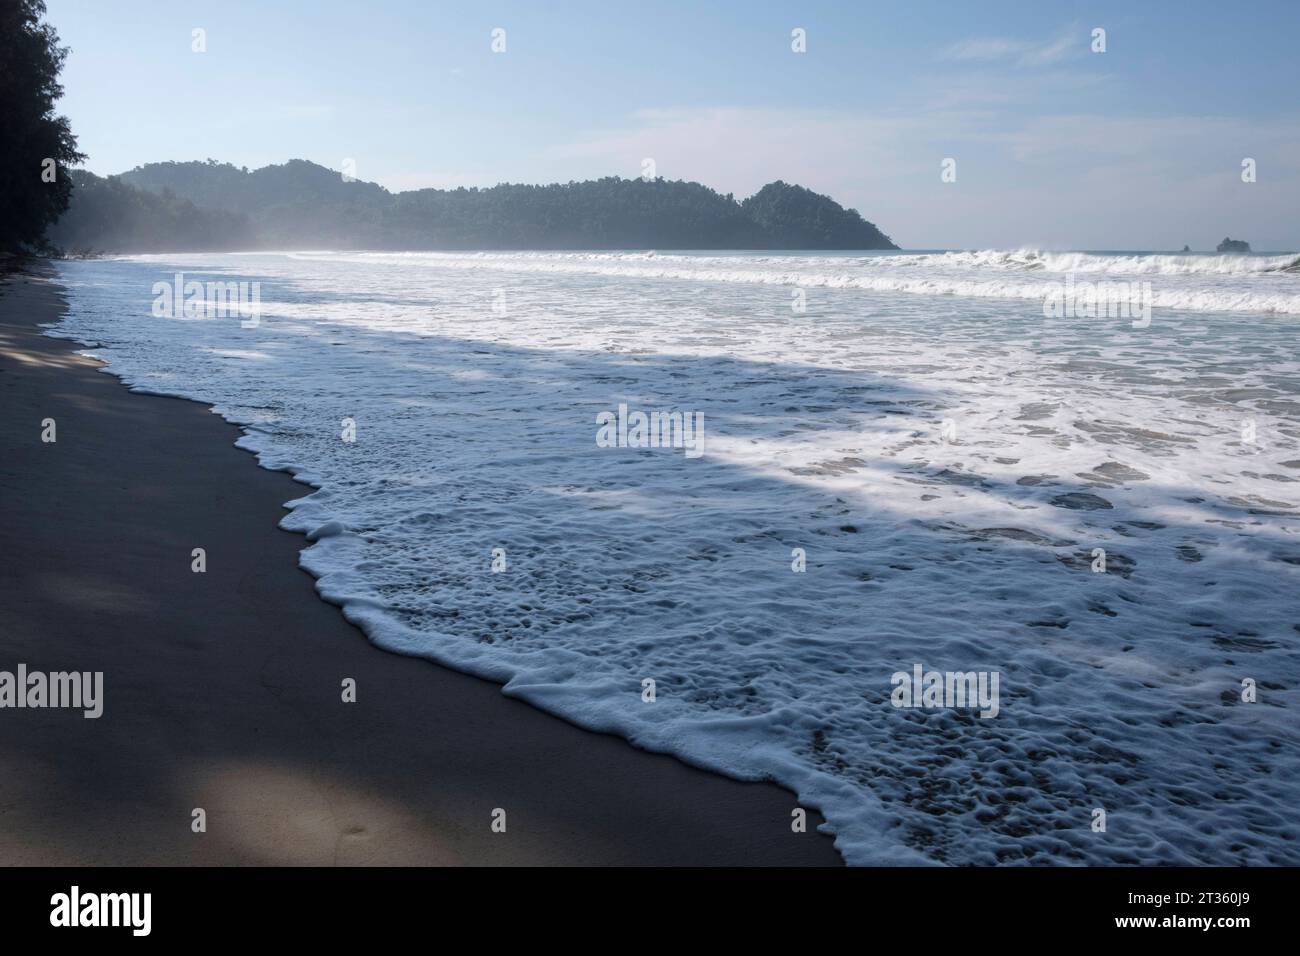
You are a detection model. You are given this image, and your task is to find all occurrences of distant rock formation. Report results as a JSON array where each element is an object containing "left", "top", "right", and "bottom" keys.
[
  {"left": 1181, "top": 245, "right": 1191, "bottom": 253},
  {"left": 1217, "top": 237, "right": 1251, "bottom": 254}
]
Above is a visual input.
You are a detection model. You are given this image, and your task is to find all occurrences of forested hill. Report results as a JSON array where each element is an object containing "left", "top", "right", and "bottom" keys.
[
  {"left": 49, "top": 170, "right": 253, "bottom": 254},
  {"left": 52, "top": 159, "right": 898, "bottom": 252}
]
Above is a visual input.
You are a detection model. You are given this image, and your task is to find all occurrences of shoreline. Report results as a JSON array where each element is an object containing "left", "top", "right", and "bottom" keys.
[{"left": 0, "top": 263, "right": 843, "bottom": 866}]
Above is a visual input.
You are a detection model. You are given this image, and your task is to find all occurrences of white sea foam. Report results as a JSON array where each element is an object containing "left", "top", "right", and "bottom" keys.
[
  {"left": 50, "top": 251, "right": 1300, "bottom": 865},
  {"left": 271, "top": 248, "right": 1300, "bottom": 314}
]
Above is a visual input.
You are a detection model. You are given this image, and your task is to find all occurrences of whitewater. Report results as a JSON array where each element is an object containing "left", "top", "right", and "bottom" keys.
[{"left": 51, "top": 249, "right": 1300, "bottom": 865}]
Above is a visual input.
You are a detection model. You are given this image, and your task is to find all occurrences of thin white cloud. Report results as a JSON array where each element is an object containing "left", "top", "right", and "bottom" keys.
[{"left": 942, "top": 29, "right": 1078, "bottom": 67}]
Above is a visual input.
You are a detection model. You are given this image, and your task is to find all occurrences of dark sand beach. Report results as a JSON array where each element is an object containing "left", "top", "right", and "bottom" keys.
[{"left": 0, "top": 265, "right": 842, "bottom": 866}]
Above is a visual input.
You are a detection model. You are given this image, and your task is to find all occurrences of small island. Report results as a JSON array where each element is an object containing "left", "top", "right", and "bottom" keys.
[{"left": 1217, "top": 237, "right": 1251, "bottom": 253}]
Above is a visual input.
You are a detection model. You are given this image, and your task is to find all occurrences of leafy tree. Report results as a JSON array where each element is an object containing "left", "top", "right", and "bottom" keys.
[{"left": 0, "top": 0, "right": 84, "bottom": 254}]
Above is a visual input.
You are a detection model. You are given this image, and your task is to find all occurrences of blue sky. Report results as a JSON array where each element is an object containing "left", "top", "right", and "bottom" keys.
[{"left": 46, "top": 0, "right": 1300, "bottom": 249}]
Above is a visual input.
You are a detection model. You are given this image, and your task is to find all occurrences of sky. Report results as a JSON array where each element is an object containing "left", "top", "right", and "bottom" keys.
[{"left": 45, "top": 0, "right": 1300, "bottom": 249}]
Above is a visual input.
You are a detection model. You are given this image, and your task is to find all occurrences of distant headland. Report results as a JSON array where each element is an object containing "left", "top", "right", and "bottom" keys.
[
  {"left": 50, "top": 159, "right": 898, "bottom": 255},
  {"left": 1217, "top": 237, "right": 1251, "bottom": 254}
]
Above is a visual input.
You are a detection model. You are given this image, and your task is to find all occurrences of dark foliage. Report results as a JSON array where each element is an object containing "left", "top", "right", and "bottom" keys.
[
  {"left": 47, "top": 170, "right": 254, "bottom": 254},
  {"left": 54, "top": 159, "right": 898, "bottom": 252},
  {"left": 0, "top": 0, "right": 84, "bottom": 254},
  {"left": 742, "top": 181, "right": 888, "bottom": 248}
]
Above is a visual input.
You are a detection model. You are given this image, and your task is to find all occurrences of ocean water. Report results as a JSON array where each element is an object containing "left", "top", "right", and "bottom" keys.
[{"left": 51, "top": 250, "right": 1300, "bottom": 865}]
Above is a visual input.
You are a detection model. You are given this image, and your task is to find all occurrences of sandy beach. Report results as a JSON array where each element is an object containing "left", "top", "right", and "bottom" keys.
[{"left": 0, "top": 264, "right": 842, "bottom": 866}]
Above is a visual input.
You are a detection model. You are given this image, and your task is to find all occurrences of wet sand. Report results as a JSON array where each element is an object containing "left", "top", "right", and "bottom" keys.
[{"left": 0, "top": 264, "right": 842, "bottom": 866}]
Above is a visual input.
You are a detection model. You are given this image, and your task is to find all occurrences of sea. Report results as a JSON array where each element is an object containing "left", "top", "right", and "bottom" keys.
[{"left": 50, "top": 249, "right": 1300, "bottom": 864}]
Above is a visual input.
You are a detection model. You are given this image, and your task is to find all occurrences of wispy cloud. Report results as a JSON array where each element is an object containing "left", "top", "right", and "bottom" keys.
[{"left": 942, "top": 29, "right": 1078, "bottom": 67}]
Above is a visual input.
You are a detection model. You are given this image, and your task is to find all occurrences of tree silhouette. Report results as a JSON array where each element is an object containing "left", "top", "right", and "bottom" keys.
[
  {"left": 0, "top": 0, "right": 84, "bottom": 255},
  {"left": 55, "top": 160, "right": 898, "bottom": 252}
]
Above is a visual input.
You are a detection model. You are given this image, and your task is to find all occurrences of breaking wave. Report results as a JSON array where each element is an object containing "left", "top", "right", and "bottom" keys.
[{"left": 279, "top": 249, "right": 1300, "bottom": 315}]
